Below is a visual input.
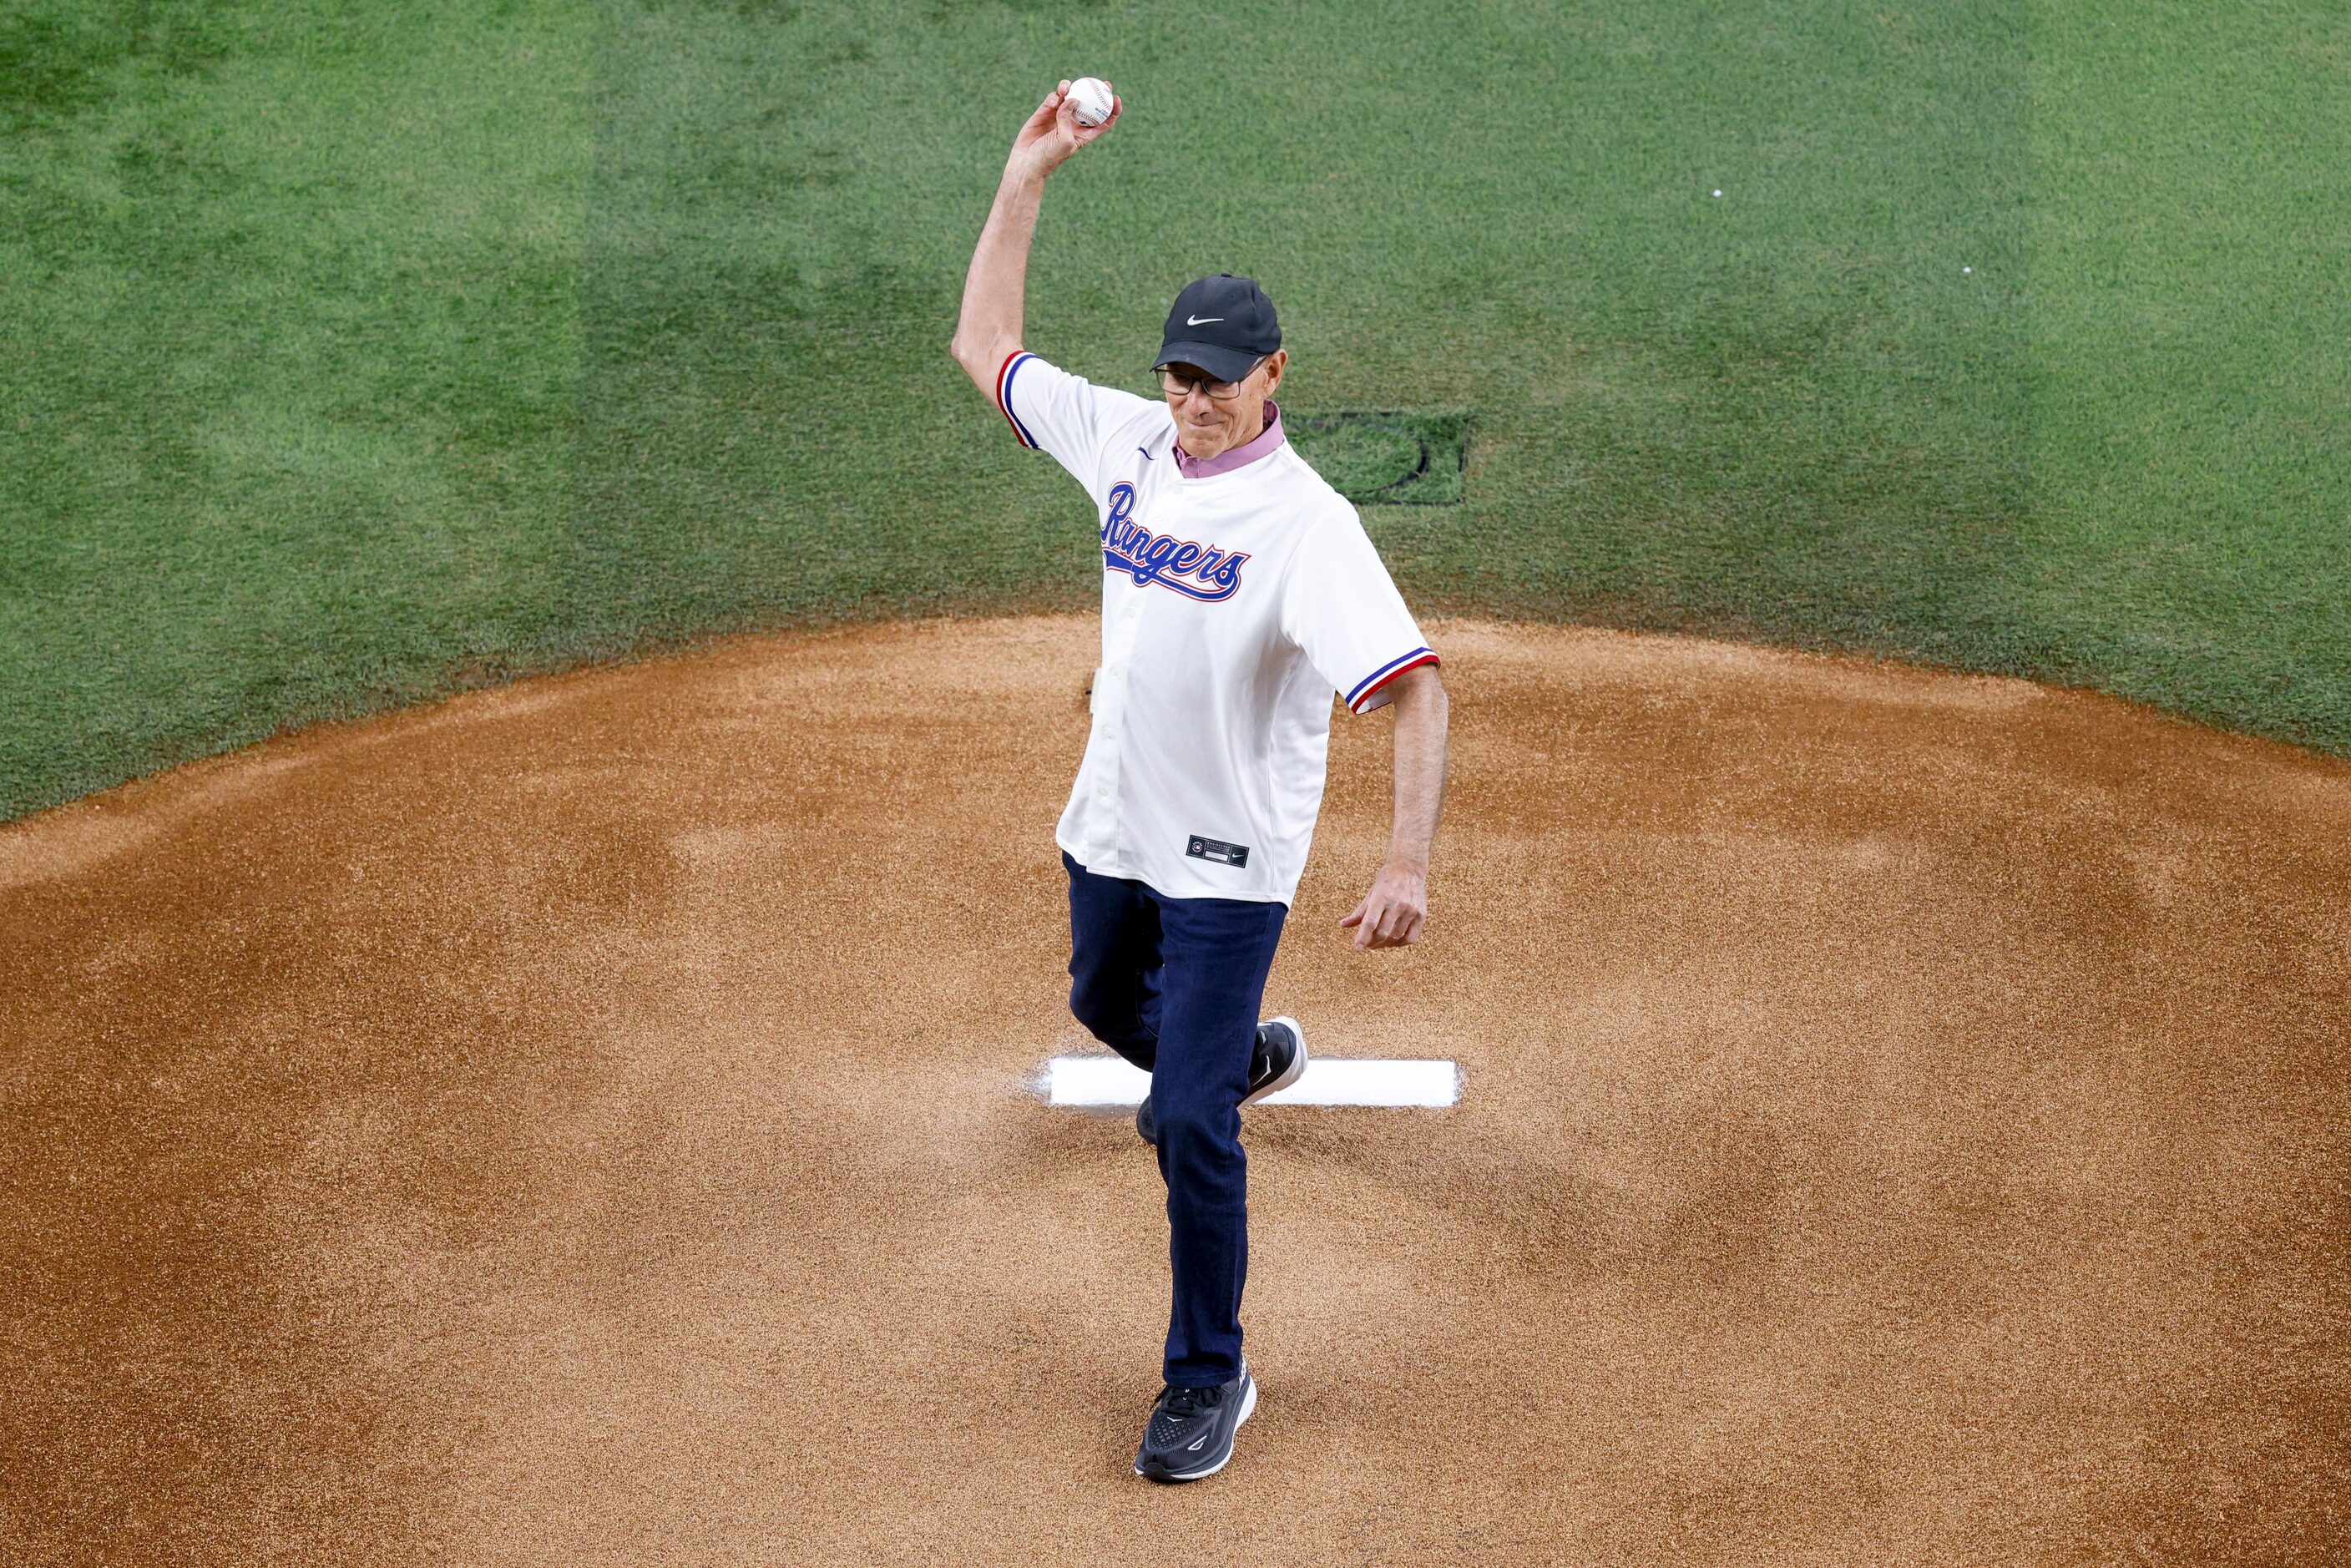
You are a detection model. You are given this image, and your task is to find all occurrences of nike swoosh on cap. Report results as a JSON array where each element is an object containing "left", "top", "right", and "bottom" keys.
[{"left": 1186, "top": 315, "right": 1224, "bottom": 326}]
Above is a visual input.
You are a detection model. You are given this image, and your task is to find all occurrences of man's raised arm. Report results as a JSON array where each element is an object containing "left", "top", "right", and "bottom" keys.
[{"left": 948, "top": 80, "right": 1121, "bottom": 397}]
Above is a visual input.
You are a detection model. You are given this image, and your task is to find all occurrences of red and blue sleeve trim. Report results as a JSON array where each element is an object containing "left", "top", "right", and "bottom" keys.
[
  {"left": 995, "top": 350, "right": 1041, "bottom": 449},
  {"left": 1347, "top": 647, "right": 1441, "bottom": 712}
]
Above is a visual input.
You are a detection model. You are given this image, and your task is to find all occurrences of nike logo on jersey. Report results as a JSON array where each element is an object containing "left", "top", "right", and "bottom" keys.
[
  {"left": 1186, "top": 315, "right": 1224, "bottom": 326},
  {"left": 1187, "top": 835, "right": 1251, "bottom": 867},
  {"left": 1101, "top": 482, "right": 1249, "bottom": 602}
]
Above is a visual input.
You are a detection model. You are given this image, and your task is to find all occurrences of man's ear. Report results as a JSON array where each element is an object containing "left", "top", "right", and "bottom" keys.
[{"left": 1262, "top": 349, "right": 1287, "bottom": 394}]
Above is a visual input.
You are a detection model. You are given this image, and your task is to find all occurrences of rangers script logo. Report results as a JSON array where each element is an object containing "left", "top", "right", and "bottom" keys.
[{"left": 1100, "top": 483, "right": 1249, "bottom": 602}]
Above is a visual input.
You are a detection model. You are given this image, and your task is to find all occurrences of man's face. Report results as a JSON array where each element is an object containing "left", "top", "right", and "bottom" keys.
[{"left": 1161, "top": 349, "right": 1287, "bottom": 461}]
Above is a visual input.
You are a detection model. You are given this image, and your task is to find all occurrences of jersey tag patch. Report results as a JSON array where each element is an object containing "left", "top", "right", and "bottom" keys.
[{"left": 1186, "top": 835, "right": 1251, "bottom": 868}]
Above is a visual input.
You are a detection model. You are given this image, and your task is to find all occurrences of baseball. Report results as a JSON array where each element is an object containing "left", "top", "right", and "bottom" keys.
[{"left": 1067, "top": 76, "right": 1115, "bottom": 129}]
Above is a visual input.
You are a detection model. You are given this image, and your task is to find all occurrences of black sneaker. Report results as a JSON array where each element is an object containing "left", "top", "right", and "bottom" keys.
[
  {"left": 1133, "top": 1362, "right": 1256, "bottom": 1482},
  {"left": 1135, "top": 1017, "right": 1310, "bottom": 1146},
  {"left": 1243, "top": 1016, "right": 1309, "bottom": 1107}
]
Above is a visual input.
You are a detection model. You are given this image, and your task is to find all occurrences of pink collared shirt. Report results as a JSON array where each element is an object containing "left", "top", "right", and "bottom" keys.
[{"left": 1171, "top": 400, "right": 1286, "bottom": 478}]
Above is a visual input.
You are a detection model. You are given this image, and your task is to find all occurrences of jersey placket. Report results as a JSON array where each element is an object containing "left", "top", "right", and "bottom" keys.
[{"left": 1083, "top": 590, "right": 1151, "bottom": 863}]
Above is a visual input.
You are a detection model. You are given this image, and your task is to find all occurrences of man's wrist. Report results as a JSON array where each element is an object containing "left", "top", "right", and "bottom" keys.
[{"left": 1382, "top": 851, "right": 1430, "bottom": 879}]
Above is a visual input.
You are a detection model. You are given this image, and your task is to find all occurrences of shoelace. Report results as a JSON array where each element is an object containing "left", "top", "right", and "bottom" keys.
[{"left": 1161, "top": 1384, "right": 1225, "bottom": 1421}]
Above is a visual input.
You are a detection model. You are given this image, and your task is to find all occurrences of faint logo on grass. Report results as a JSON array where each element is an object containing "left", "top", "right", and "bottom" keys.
[{"left": 1287, "top": 412, "right": 1469, "bottom": 506}]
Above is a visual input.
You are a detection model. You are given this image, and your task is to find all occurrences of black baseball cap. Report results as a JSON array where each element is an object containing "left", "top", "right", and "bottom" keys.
[{"left": 1154, "top": 274, "right": 1282, "bottom": 384}]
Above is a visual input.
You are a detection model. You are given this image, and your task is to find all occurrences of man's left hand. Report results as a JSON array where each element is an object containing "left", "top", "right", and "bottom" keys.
[{"left": 1340, "top": 861, "right": 1428, "bottom": 950}]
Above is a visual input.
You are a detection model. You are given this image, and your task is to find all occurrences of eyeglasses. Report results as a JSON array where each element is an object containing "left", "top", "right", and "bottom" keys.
[{"left": 1157, "top": 359, "right": 1265, "bottom": 400}]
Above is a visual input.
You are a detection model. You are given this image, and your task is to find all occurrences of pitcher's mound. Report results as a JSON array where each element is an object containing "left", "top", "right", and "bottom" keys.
[{"left": 5, "top": 617, "right": 2347, "bottom": 1564}]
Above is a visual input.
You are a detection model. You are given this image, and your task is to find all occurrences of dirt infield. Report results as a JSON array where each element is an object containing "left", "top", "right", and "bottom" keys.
[{"left": 5, "top": 616, "right": 2347, "bottom": 1565}]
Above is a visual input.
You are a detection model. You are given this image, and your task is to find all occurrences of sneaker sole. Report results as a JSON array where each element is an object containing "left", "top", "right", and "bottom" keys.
[
  {"left": 1135, "top": 1373, "right": 1257, "bottom": 1483},
  {"left": 1241, "top": 1017, "right": 1308, "bottom": 1109}
]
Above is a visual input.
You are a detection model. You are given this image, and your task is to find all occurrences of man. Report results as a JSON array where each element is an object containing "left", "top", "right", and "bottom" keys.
[{"left": 948, "top": 81, "right": 1449, "bottom": 1484}]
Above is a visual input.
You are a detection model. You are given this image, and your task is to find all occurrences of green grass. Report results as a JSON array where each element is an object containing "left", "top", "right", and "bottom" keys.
[
  {"left": 1288, "top": 413, "right": 1469, "bottom": 506},
  {"left": 3, "top": 1, "right": 2345, "bottom": 820},
  {"left": 1, "top": 2, "right": 589, "bottom": 817}
]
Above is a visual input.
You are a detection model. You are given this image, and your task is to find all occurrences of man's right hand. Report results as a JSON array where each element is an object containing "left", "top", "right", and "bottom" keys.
[{"left": 1010, "top": 79, "right": 1121, "bottom": 179}]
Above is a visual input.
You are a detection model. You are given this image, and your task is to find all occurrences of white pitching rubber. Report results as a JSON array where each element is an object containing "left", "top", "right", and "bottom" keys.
[{"left": 1045, "top": 1055, "right": 1459, "bottom": 1109}]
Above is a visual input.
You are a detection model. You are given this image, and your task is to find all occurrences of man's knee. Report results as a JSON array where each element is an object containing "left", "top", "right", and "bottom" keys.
[
  {"left": 1150, "top": 1095, "right": 1240, "bottom": 1166},
  {"left": 1067, "top": 978, "right": 1124, "bottom": 1044},
  {"left": 1070, "top": 979, "right": 1156, "bottom": 1064}
]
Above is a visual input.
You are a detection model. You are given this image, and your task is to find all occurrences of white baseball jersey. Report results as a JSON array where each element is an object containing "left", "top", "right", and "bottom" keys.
[{"left": 995, "top": 350, "right": 1438, "bottom": 904}]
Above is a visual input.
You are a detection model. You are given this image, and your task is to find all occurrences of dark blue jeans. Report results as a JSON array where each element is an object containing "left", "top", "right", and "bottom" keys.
[{"left": 1063, "top": 849, "right": 1288, "bottom": 1388}]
